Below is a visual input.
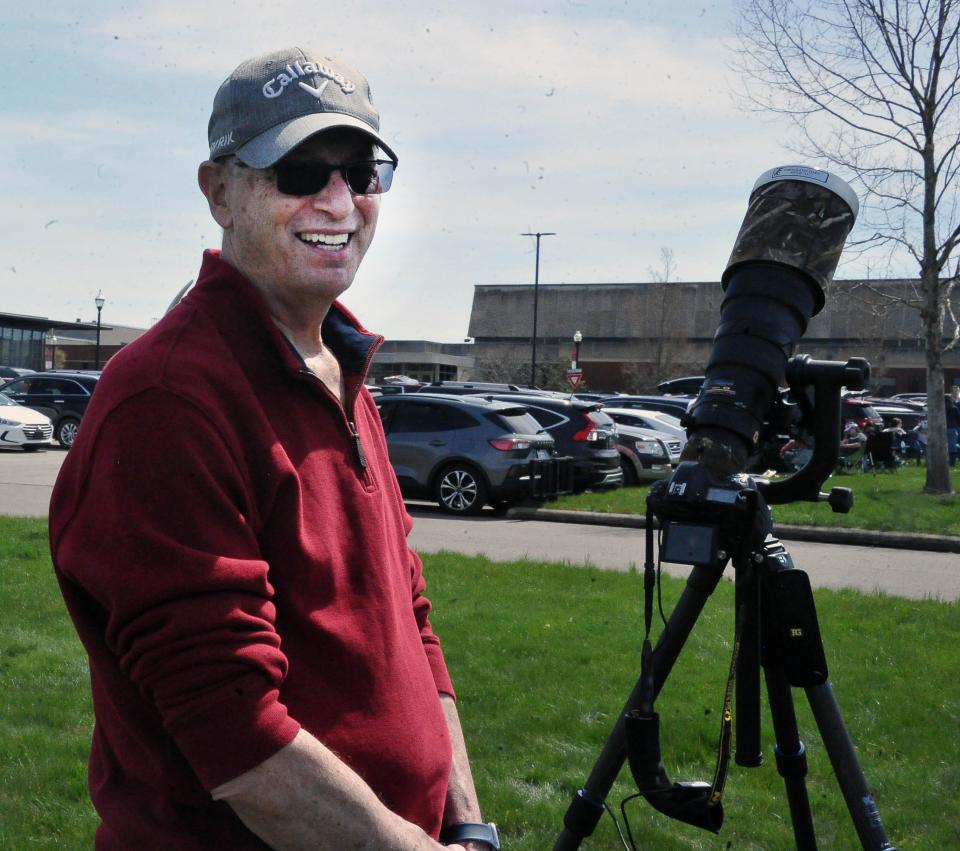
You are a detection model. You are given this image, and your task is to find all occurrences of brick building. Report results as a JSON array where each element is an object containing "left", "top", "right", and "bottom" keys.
[{"left": 467, "top": 278, "right": 960, "bottom": 394}]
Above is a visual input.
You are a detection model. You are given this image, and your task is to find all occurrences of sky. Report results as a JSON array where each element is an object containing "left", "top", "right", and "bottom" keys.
[{"left": 1, "top": 0, "right": 874, "bottom": 342}]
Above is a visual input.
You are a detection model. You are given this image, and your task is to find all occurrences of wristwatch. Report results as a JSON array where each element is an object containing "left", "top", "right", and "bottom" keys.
[{"left": 439, "top": 821, "right": 501, "bottom": 849}]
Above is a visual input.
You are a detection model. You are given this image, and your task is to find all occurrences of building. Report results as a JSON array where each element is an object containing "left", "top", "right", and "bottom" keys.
[
  {"left": 47, "top": 323, "right": 145, "bottom": 370},
  {"left": 369, "top": 340, "right": 474, "bottom": 384},
  {"left": 467, "top": 278, "right": 960, "bottom": 394}
]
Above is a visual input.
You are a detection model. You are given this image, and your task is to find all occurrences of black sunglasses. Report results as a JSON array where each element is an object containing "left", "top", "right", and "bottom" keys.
[{"left": 269, "top": 159, "right": 396, "bottom": 196}]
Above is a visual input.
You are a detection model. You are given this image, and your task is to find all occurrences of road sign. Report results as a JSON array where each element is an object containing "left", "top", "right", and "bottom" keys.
[{"left": 566, "top": 369, "right": 583, "bottom": 389}]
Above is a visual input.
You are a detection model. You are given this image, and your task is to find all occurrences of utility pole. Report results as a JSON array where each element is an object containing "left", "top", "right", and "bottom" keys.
[{"left": 521, "top": 231, "right": 556, "bottom": 388}]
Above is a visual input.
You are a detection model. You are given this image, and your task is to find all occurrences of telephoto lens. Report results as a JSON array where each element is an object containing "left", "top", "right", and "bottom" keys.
[{"left": 683, "top": 166, "right": 859, "bottom": 474}]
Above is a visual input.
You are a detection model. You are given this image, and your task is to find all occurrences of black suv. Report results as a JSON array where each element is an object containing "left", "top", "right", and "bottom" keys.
[
  {"left": 1, "top": 371, "right": 101, "bottom": 448},
  {"left": 376, "top": 394, "right": 571, "bottom": 514},
  {"left": 608, "top": 395, "right": 694, "bottom": 418},
  {"left": 415, "top": 381, "right": 535, "bottom": 395},
  {"left": 486, "top": 394, "right": 623, "bottom": 492}
]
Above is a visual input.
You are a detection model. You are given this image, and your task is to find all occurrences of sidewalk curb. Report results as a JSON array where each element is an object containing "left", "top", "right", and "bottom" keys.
[{"left": 504, "top": 507, "right": 960, "bottom": 554}]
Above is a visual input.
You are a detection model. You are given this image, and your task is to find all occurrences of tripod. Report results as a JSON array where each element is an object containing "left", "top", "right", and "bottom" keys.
[{"left": 553, "top": 462, "right": 896, "bottom": 850}]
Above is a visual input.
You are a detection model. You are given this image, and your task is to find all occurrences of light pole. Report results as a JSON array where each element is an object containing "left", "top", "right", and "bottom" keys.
[
  {"left": 521, "top": 231, "right": 556, "bottom": 388},
  {"left": 572, "top": 330, "right": 583, "bottom": 370},
  {"left": 94, "top": 291, "right": 105, "bottom": 369}
]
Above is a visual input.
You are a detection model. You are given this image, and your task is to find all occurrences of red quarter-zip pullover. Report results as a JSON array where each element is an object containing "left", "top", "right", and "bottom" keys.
[{"left": 49, "top": 251, "right": 454, "bottom": 848}]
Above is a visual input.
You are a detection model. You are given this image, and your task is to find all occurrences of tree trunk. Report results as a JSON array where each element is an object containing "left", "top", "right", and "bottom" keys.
[{"left": 923, "top": 276, "right": 953, "bottom": 494}]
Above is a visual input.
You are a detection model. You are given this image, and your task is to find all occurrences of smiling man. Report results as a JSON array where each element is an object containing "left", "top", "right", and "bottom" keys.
[{"left": 49, "top": 48, "right": 495, "bottom": 851}]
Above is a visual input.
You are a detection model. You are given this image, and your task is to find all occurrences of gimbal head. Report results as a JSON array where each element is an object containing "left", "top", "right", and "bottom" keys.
[{"left": 761, "top": 354, "right": 870, "bottom": 508}]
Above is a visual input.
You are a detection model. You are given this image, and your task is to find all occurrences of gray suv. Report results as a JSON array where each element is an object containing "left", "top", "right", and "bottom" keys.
[
  {"left": 486, "top": 394, "right": 624, "bottom": 492},
  {"left": 376, "top": 393, "right": 572, "bottom": 514}
]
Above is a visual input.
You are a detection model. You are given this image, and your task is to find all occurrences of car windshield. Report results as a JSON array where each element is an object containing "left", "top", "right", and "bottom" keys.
[{"left": 0, "top": 392, "right": 19, "bottom": 407}]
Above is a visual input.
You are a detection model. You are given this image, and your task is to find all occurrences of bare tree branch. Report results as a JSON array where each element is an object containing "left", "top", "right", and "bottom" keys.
[{"left": 734, "top": 0, "right": 960, "bottom": 492}]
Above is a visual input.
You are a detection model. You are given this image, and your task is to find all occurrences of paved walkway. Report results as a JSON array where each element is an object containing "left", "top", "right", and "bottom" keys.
[
  {"left": 407, "top": 508, "right": 960, "bottom": 602},
  {"left": 3, "top": 449, "right": 956, "bottom": 601}
]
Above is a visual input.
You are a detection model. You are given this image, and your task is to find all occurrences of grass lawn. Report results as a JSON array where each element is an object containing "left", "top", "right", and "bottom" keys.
[
  {"left": 3, "top": 517, "right": 958, "bottom": 849},
  {"left": 553, "top": 465, "right": 960, "bottom": 537}
]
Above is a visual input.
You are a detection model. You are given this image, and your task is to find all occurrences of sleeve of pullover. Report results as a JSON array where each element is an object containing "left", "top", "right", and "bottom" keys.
[{"left": 50, "top": 389, "right": 301, "bottom": 790}]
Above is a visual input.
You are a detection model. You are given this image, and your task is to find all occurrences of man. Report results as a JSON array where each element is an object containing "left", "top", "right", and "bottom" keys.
[{"left": 49, "top": 48, "right": 496, "bottom": 850}]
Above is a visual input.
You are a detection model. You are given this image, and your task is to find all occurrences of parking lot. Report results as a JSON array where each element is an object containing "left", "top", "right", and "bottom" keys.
[{"left": 0, "top": 446, "right": 67, "bottom": 516}]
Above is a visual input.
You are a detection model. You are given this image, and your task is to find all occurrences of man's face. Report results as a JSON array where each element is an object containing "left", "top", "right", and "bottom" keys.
[{"left": 213, "top": 129, "right": 381, "bottom": 310}]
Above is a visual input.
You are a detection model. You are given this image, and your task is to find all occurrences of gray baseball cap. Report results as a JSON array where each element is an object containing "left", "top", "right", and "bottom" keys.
[{"left": 207, "top": 47, "right": 397, "bottom": 168}]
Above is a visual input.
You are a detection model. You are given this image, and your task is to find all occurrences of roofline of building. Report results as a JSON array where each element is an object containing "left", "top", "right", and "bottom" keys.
[{"left": 472, "top": 277, "right": 920, "bottom": 289}]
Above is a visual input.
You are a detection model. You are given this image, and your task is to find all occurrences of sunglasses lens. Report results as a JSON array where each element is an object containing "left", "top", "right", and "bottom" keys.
[
  {"left": 345, "top": 161, "right": 395, "bottom": 195},
  {"left": 274, "top": 161, "right": 395, "bottom": 196},
  {"left": 275, "top": 164, "right": 332, "bottom": 196}
]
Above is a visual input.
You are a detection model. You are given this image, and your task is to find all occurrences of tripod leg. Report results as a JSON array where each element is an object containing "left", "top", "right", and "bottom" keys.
[
  {"left": 763, "top": 662, "right": 818, "bottom": 850},
  {"left": 735, "top": 563, "right": 763, "bottom": 767},
  {"left": 553, "top": 562, "right": 725, "bottom": 851},
  {"left": 806, "top": 683, "right": 896, "bottom": 851},
  {"left": 762, "top": 542, "right": 895, "bottom": 850}
]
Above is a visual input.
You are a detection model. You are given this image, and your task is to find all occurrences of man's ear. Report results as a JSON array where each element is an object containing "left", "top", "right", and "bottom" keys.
[{"left": 197, "top": 160, "right": 234, "bottom": 229}]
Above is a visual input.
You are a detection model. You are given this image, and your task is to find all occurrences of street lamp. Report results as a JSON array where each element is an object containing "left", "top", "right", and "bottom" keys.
[
  {"left": 572, "top": 330, "right": 583, "bottom": 370},
  {"left": 94, "top": 291, "right": 105, "bottom": 369},
  {"left": 521, "top": 231, "right": 556, "bottom": 388}
]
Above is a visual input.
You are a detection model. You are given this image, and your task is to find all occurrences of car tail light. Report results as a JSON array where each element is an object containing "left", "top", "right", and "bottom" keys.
[
  {"left": 489, "top": 437, "right": 532, "bottom": 451},
  {"left": 572, "top": 418, "right": 600, "bottom": 442}
]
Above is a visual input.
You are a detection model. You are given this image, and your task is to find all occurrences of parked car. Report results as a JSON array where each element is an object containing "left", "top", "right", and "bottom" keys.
[
  {"left": 657, "top": 375, "right": 705, "bottom": 396},
  {"left": 0, "top": 371, "right": 101, "bottom": 448},
  {"left": 841, "top": 396, "right": 884, "bottom": 430},
  {"left": 614, "top": 423, "right": 681, "bottom": 485},
  {"left": 601, "top": 407, "right": 688, "bottom": 449},
  {"left": 0, "top": 391, "right": 54, "bottom": 451},
  {"left": 367, "top": 383, "right": 425, "bottom": 395},
  {"left": 375, "top": 393, "right": 571, "bottom": 514},
  {"left": 0, "top": 366, "right": 36, "bottom": 386},
  {"left": 486, "top": 394, "right": 623, "bottom": 492},
  {"left": 571, "top": 391, "right": 623, "bottom": 402},
  {"left": 414, "top": 380, "right": 536, "bottom": 395},
  {"left": 866, "top": 400, "right": 926, "bottom": 431},
  {"left": 604, "top": 394, "right": 694, "bottom": 418}
]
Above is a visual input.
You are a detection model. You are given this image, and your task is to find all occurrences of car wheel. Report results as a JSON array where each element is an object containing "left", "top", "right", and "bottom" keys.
[
  {"left": 620, "top": 457, "right": 639, "bottom": 487},
  {"left": 434, "top": 464, "right": 488, "bottom": 515},
  {"left": 56, "top": 418, "right": 80, "bottom": 448}
]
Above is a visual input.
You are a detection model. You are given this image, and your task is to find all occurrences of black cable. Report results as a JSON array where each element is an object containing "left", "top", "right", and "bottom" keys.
[
  {"left": 619, "top": 793, "right": 644, "bottom": 851},
  {"left": 656, "top": 527, "right": 669, "bottom": 628},
  {"left": 602, "top": 799, "right": 633, "bottom": 850}
]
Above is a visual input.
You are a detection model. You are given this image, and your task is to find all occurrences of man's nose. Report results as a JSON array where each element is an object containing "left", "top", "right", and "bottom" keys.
[{"left": 310, "top": 168, "right": 355, "bottom": 218}]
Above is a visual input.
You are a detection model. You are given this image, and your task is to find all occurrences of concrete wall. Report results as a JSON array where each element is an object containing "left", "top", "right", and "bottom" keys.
[{"left": 468, "top": 278, "right": 960, "bottom": 393}]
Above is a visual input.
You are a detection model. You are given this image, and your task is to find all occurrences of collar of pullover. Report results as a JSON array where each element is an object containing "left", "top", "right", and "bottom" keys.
[{"left": 186, "top": 250, "right": 383, "bottom": 386}]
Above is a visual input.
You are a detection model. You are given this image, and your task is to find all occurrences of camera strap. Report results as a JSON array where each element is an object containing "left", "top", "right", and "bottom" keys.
[{"left": 708, "top": 603, "right": 744, "bottom": 808}]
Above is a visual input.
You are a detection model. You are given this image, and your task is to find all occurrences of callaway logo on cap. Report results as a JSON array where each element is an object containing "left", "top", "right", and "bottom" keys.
[{"left": 207, "top": 47, "right": 397, "bottom": 168}]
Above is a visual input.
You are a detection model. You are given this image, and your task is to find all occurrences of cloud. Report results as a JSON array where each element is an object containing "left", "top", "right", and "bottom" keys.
[{"left": 3, "top": 1, "right": 812, "bottom": 340}]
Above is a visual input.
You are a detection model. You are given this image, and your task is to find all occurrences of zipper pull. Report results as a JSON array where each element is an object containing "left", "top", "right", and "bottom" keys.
[{"left": 349, "top": 422, "right": 368, "bottom": 469}]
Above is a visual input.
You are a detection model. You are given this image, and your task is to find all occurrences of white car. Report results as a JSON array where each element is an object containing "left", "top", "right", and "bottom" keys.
[
  {"left": 601, "top": 407, "right": 688, "bottom": 451},
  {"left": 0, "top": 392, "right": 54, "bottom": 451}
]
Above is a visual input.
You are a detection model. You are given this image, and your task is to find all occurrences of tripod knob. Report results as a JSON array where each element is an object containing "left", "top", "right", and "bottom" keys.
[{"left": 826, "top": 487, "right": 853, "bottom": 514}]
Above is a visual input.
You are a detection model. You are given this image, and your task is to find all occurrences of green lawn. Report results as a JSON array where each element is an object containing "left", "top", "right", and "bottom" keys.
[
  {"left": 3, "top": 517, "right": 958, "bottom": 849},
  {"left": 554, "top": 465, "right": 960, "bottom": 537}
]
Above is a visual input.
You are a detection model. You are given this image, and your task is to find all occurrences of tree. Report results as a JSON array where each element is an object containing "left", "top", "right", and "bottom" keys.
[
  {"left": 735, "top": 0, "right": 960, "bottom": 494},
  {"left": 647, "top": 248, "right": 698, "bottom": 387}
]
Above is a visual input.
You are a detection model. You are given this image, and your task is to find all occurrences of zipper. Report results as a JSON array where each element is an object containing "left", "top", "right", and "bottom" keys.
[
  {"left": 349, "top": 420, "right": 368, "bottom": 469},
  {"left": 298, "top": 368, "right": 370, "bottom": 477}
]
